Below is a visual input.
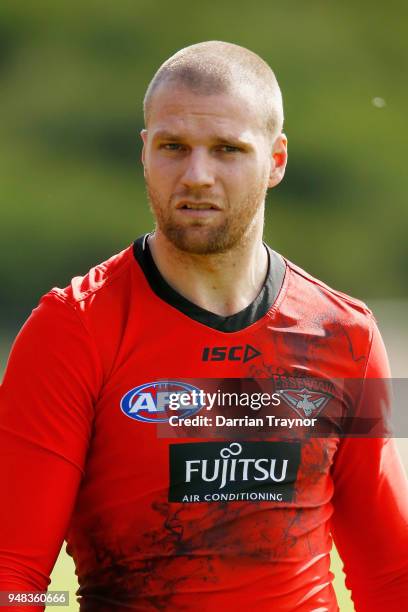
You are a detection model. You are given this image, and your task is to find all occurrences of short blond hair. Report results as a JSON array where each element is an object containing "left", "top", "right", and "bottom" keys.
[{"left": 144, "top": 41, "right": 284, "bottom": 138}]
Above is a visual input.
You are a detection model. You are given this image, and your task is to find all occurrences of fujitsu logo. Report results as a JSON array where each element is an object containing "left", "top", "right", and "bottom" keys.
[
  {"left": 169, "top": 441, "right": 301, "bottom": 503},
  {"left": 185, "top": 442, "right": 289, "bottom": 490}
]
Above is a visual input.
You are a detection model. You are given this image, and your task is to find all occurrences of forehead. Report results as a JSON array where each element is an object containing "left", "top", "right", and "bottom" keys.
[{"left": 146, "top": 82, "right": 266, "bottom": 140}]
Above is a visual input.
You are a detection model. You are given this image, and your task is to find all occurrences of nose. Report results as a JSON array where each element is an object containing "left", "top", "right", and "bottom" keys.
[{"left": 181, "top": 148, "right": 215, "bottom": 189}]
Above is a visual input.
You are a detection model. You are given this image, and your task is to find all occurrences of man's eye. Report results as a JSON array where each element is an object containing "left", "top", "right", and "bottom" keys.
[
  {"left": 161, "top": 143, "right": 184, "bottom": 151},
  {"left": 218, "top": 145, "right": 240, "bottom": 153}
]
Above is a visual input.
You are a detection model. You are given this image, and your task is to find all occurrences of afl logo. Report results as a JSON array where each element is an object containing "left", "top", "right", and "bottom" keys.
[{"left": 120, "top": 381, "right": 204, "bottom": 423}]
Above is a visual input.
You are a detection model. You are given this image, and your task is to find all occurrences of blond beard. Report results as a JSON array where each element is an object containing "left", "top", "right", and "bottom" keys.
[{"left": 145, "top": 180, "right": 267, "bottom": 255}]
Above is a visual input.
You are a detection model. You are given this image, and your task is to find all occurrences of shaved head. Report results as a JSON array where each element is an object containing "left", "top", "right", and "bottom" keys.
[{"left": 144, "top": 41, "right": 284, "bottom": 139}]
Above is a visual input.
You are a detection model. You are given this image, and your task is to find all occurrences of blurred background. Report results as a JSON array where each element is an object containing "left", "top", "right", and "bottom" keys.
[{"left": 0, "top": 1, "right": 407, "bottom": 611}]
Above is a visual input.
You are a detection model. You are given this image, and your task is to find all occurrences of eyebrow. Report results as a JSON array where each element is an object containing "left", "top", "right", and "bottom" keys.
[
  {"left": 152, "top": 130, "right": 182, "bottom": 141},
  {"left": 152, "top": 130, "right": 253, "bottom": 148}
]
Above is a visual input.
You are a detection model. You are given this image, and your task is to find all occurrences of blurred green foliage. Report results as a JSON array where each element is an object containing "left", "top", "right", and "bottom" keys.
[{"left": 1, "top": 1, "right": 407, "bottom": 328}]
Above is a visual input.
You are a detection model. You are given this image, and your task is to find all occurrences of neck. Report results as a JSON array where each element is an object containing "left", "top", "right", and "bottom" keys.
[{"left": 147, "top": 225, "right": 268, "bottom": 317}]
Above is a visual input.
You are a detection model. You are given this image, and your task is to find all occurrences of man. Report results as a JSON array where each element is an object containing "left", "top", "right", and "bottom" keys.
[{"left": 0, "top": 41, "right": 407, "bottom": 611}]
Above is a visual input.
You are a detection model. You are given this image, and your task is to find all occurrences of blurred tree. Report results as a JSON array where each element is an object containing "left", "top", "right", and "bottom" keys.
[{"left": 0, "top": 0, "right": 407, "bottom": 329}]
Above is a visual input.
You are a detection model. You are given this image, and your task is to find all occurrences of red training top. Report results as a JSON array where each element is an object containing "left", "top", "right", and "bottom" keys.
[{"left": 1, "top": 236, "right": 407, "bottom": 611}]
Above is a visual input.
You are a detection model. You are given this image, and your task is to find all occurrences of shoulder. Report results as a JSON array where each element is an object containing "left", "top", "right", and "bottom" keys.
[
  {"left": 281, "top": 257, "right": 377, "bottom": 351},
  {"left": 49, "top": 244, "right": 135, "bottom": 310},
  {"left": 31, "top": 243, "right": 140, "bottom": 379},
  {"left": 285, "top": 257, "right": 373, "bottom": 318},
  {"left": 34, "top": 242, "right": 138, "bottom": 335}
]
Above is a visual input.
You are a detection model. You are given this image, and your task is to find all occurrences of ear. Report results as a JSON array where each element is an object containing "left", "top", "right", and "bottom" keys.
[
  {"left": 268, "top": 133, "right": 288, "bottom": 189},
  {"left": 140, "top": 129, "right": 148, "bottom": 169}
]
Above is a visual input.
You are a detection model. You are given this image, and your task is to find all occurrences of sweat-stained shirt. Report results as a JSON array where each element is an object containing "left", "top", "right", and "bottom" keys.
[{"left": 1, "top": 234, "right": 407, "bottom": 611}]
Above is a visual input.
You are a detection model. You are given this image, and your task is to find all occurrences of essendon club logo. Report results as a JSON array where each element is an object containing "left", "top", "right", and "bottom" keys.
[{"left": 280, "top": 388, "right": 330, "bottom": 418}]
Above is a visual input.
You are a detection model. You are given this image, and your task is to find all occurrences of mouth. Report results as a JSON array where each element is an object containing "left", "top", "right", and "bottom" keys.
[{"left": 176, "top": 201, "right": 221, "bottom": 211}]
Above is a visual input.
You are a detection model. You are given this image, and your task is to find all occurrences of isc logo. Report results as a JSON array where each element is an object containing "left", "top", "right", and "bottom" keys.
[
  {"left": 120, "top": 381, "right": 203, "bottom": 423},
  {"left": 202, "top": 344, "right": 261, "bottom": 363}
]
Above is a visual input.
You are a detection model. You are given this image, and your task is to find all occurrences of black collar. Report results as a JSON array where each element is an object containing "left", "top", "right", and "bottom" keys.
[{"left": 132, "top": 234, "right": 285, "bottom": 333}]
